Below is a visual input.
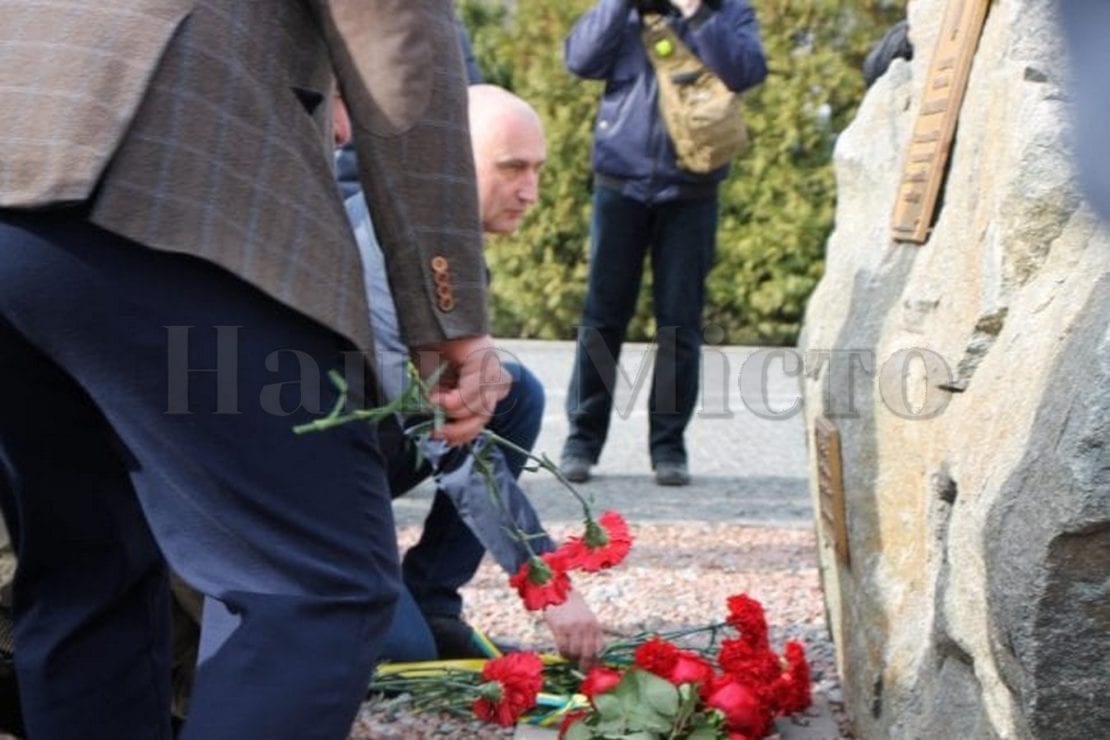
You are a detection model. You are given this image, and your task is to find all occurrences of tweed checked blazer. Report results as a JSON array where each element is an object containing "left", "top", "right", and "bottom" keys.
[{"left": 0, "top": 0, "right": 488, "bottom": 357}]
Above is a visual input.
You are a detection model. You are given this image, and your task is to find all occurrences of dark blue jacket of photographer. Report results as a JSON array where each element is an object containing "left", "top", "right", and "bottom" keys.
[{"left": 566, "top": 0, "right": 767, "bottom": 203}]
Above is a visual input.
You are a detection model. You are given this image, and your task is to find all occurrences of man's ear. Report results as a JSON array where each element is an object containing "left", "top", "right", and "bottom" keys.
[{"left": 333, "top": 96, "right": 353, "bottom": 148}]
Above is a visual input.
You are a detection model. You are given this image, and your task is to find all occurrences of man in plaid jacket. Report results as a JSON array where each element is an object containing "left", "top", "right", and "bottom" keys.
[{"left": 0, "top": 1, "right": 505, "bottom": 737}]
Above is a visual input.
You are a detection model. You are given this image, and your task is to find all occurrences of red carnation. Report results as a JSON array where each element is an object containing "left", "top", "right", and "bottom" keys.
[
  {"left": 579, "top": 666, "right": 623, "bottom": 704},
  {"left": 557, "top": 510, "right": 633, "bottom": 572},
  {"left": 472, "top": 652, "right": 545, "bottom": 727},
  {"left": 702, "top": 674, "right": 766, "bottom": 736},
  {"left": 633, "top": 636, "right": 679, "bottom": 675},
  {"left": 580, "top": 666, "right": 623, "bottom": 698},
  {"left": 668, "top": 651, "right": 714, "bottom": 688},
  {"left": 773, "top": 640, "right": 812, "bottom": 714},
  {"left": 718, "top": 638, "right": 782, "bottom": 688},
  {"left": 632, "top": 638, "right": 712, "bottom": 688},
  {"left": 510, "top": 552, "right": 571, "bottom": 611},
  {"left": 725, "top": 594, "right": 769, "bottom": 648}
]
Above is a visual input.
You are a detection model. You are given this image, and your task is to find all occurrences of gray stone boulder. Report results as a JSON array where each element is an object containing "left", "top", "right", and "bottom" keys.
[{"left": 799, "top": 0, "right": 1109, "bottom": 737}]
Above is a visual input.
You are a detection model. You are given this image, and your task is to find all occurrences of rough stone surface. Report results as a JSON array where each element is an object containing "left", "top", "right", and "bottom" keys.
[
  {"left": 798, "top": 0, "right": 1110, "bottom": 737},
  {"left": 984, "top": 283, "right": 1110, "bottom": 739}
]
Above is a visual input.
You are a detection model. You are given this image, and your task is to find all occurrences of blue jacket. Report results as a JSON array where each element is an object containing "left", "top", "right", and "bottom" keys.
[{"left": 565, "top": 0, "right": 767, "bottom": 203}]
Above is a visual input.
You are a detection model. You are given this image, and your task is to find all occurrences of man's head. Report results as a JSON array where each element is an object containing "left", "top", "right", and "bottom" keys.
[{"left": 467, "top": 85, "right": 546, "bottom": 234}]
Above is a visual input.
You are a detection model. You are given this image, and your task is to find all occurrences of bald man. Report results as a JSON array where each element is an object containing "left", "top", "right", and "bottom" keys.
[
  {"left": 468, "top": 85, "right": 547, "bottom": 234},
  {"left": 336, "top": 86, "right": 604, "bottom": 668}
]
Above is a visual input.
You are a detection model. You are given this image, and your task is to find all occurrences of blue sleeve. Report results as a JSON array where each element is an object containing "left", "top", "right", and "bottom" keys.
[
  {"left": 455, "top": 14, "right": 484, "bottom": 84},
  {"left": 565, "top": 0, "right": 633, "bottom": 80},
  {"left": 344, "top": 192, "right": 410, "bottom": 402},
  {"left": 688, "top": 0, "right": 767, "bottom": 93},
  {"left": 425, "top": 442, "right": 555, "bottom": 573}
]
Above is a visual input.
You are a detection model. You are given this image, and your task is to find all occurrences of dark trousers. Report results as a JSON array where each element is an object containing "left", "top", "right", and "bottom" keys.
[
  {"left": 564, "top": 185, "right": 718, "bottom": 466},
  {"left": 0, "top": 211, "right": 400, "bottom": 739},
  {"left": 377, "top": 361, "right": 545, "bottom": 660}
]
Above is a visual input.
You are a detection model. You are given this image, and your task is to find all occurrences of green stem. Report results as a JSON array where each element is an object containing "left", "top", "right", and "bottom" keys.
[
  {"left": 599, "top": 622, "right": 730, "bottom": 662},
  {"left": 483, "top": 430, "right": 594, "bottom": 521},
  {"left": 470, "top": 438, "right": 541, "bottom": 562},
  {"left": 292, "top": 363, "right": 440, "bottom": 436}
]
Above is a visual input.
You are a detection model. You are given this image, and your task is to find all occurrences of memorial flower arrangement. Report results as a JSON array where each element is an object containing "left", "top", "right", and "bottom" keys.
[
  {"left": 296, "top": 370, "right": 812, "bottom": 737},
  {"left": 367, "top": 592, "right": 812, "bottom": 738}
]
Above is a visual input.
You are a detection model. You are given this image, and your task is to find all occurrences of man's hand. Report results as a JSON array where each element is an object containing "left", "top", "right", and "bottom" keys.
[
  {"left": 543, "top": 590, "right": 605, "bottom": 671},
  {"left": 669, "top": 0, "right": 702, "bottom": 18},
  {"left": 411, "top": 335, "right": 510, "bottom": 446}
]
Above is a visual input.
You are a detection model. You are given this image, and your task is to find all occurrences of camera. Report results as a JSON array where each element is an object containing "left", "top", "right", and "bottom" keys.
[{"left": 633, "top": 0, "right": 675, "bottom": 15}]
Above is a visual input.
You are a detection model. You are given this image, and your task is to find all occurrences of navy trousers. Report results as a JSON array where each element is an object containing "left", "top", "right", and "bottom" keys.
[
  {"left": 564, "top": 185, "right": 718, "bottom": 467},
  {"left": 377, "top": 362, "right": 545, "bottom": 659},
  {"left": 0, "top": 211, "right": 400, "bottom": 739}
]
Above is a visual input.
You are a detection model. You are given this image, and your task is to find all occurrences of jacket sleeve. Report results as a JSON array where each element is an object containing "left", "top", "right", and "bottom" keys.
[
  {"left": 426, "top": 440, "right": 556, "bottom": 573},
  {"left": 688, "top": 0, "right": 768, "bottom": 93},
  {"left": 455, "top": 11, "right": 484, "bottom": 84},
  {"left": 565, "top": 0, "right": 633, "bottom": 80},
  {"left": 308, "top": 0, "right": 488, "bottom": 347}
]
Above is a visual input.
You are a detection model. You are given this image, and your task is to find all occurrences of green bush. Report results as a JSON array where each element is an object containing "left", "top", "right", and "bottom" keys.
[{"left": 460, "top": 0, "right": 905, "bottom": 345}]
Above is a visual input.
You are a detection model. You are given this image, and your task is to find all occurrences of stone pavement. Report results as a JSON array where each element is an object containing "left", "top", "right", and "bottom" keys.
[{"left": 393, "top": 339, "right": 812, "bottom": 528}]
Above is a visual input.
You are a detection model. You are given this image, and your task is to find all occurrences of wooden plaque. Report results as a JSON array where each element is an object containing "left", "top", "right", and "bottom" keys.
[
  {"left": 891, "top": 0, "right": 991, "bottom": 243},
  {"left": 814, "top": 416, "right": 849, "bottom": 567}
]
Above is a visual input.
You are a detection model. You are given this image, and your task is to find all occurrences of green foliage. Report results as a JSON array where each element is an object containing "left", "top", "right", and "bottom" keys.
[
  {"left": 460, "top": 0, "right": 905, "bottom": 345},
  {"left": 563, "top": 668, "right": 717, "bottom": 739}
]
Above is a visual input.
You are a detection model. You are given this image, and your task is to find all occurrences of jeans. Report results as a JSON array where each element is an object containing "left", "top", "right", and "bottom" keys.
[
  {"left": 0, "top": 210, "right": 399, "bottom": 739},
  {"left": 564, "top": 185, "right": 718, "bottom": 466},
  {"left": 377, "top": 361, "right": 545, "bottom": 658}
]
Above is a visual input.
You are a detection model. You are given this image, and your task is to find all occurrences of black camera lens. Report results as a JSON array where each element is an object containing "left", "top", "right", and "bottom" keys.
[{"left": 635, "top": 0, "right": 674, "bottom": 15}]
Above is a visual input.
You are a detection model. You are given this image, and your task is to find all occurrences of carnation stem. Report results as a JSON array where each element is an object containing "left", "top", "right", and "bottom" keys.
[
  {"left": 482, "top": 430, "right": 594, "bottom": 521},
  {"left": 600, "top": 621, "right": 731, "bottom": 662},
  {"left": 470, "top": 436, "right": 541, "bottom": 562},
  {"left": 292, "top": 366, "right": 441, "bottom": 435}
]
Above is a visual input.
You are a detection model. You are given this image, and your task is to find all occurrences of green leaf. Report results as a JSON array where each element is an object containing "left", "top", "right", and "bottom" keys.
[
  {"left": 593, "top": 692, "right": 625, "bottom": 722},
  {"left": 563, "top": 719, "right": 595, "bottom": 740},
  {"left": 634, "top": 670, "right": 680, "bottom": 718}
]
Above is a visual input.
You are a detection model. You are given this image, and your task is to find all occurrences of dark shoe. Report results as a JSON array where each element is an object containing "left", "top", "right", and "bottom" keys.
[
  {"left": 654, "top": 461, "right": 690, "bottom": 486},
  {"left": 559, "top": 455, "right": 592, "bottom": 483},
  {"left": 425, "top": 615, "right": 518, "bottom": 659}
]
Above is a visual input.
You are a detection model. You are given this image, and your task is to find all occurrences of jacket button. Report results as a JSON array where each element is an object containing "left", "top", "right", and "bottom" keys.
[{"left": 431, "top": 256, "right": 448, "bottom": 273}]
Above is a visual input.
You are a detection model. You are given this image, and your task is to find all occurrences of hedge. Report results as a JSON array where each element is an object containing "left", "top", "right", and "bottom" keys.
[{"left": 460, "top": 0, "right": 906, "bottom": 345}]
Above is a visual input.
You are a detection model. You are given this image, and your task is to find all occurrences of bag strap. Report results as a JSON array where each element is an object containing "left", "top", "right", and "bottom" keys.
[{"left": 640, "top": 12, "right": 710, "bottom": 83}]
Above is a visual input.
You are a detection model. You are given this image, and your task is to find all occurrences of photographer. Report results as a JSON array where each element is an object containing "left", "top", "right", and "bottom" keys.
[{"left": 559, "top": 0, "right": 767, "bottom": 486}]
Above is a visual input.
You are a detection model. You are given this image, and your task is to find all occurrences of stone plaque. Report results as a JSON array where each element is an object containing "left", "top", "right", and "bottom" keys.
[{"left": 814, "top": 415, "right": 850, "bottom": 567}]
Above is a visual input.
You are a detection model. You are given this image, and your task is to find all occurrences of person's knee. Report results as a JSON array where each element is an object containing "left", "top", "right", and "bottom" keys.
[
  {"left": 513, "top": 364, "right": 545, "bottom": 418},
  {"left": 497, "top": 363, "right": 544, "bottom": 416},
  {"left": 501, "top": 363, "right": 544, "bottom": 421}
]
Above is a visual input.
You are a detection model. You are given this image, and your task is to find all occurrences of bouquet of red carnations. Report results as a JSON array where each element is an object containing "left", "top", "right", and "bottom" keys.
[
  {"left": 553, "top": 593, "right": 811, "bottom": 739},
  {"left": 368, "top": 592, "right": 811, "bottom": 739}
]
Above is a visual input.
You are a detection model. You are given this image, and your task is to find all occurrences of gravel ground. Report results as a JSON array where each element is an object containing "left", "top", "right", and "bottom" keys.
[{"left": 349, "top": 522, "right": 851, "bottom": 739}]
